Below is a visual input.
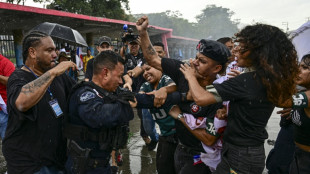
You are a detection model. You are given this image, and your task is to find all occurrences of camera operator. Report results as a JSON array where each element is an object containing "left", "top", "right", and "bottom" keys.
[{"left": 120, "top": 30, "right": 152, "bottom": 146}]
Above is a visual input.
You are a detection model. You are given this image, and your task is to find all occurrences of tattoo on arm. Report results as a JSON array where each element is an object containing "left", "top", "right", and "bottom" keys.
[
  {"left": 147, "top": 44, "right": 156, "bottom": 56},
  {"left": 20, "top": 72, "right": 52, "bottom": 95}
]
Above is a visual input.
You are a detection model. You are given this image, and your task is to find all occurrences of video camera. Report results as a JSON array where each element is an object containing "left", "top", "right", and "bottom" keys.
[{"left": 121, "top": 24, "right": 139, "bottom": 43}]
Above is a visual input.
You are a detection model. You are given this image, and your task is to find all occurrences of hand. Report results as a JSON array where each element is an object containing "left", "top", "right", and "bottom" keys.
[
  {"left": 179, "top": 59, "right": 196, "bottom": 81},
  {"left": 227, "top": 69, "right": 241, "bottom": 79},
  {"left": 127, "top": 70, "right": 136, "bottom": 77},
  {"left": 216, "top": 107, "right": 228, "bottom": 120},
  {"left": 277, "top": 108, "right": 292, "bottom": 119},
  {"left": 136, "top": 16, "right": 149, "bottom": 32},
  {"left": 136, "top": 36, "right": 141, "bottom": 46},
  {"left": 169, "top": 105, "right": 182, "bottom": 119},
  {"left": 123, "top": 82, "right": 132, "bottom": 92},
  {"left": 147, "top": 87, "right": 168, "bottom": 107},
  {"left": 50, "top": 61, "right": 77, "bottom": 77},
  {"left": 129, "top": 98, "right": 137, "bottom": 108}
]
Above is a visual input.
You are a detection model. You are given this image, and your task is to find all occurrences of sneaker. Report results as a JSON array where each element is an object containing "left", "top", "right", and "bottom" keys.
[
  {"left": 148, "top": 140, "right": 158, "bottom": 151},
  {"left": 111, "top": 166, "right": 118, "bottom": 174},
  {"left": 142, "top": 136, "right": 151, "bottom": 145}
]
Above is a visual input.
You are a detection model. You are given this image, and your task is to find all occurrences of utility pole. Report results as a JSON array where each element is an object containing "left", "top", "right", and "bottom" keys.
[
  {"left": 282, "top": 22, "right": 289, "bottom": 33},
  {"left": 306, "top": 17, "right": 310, "bottom": 22}
]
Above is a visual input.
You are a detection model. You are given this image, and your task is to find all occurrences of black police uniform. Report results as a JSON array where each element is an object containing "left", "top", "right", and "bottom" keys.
[{"left": 64, "top": 81, "right": 134, "bottom": 174}]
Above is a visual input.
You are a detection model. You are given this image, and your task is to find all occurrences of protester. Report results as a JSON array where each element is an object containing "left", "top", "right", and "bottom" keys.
[
  {"left": 178, "top": 24, "right": 299, "bottom": 174},
  {"left": 64, "top": 51, "right": 134, "bottom": 174},
  {"left": 139, "top": 63, "right": 178, "bottom": 173},
  {"left": 3, "top": 31, "right": 77, "bottom": 173},
  {"left": 0, "top": 54, "right": 15, "bottom": 139},
  {"left": 122, "top": 38, "right": 151, "bottom": 146},
  {"left": 289, "top": 53, "right": 310, "bottom": 174},
  {"left": 135, "top": 16, "right": 231, "bottom": 174}
]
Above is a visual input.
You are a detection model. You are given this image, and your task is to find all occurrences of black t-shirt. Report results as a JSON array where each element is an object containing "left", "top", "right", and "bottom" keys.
[
  {"left": 214, "top": 72, "right": 274, "bottom": 146},
  {"left": 3, "top": 69, "right": 75, "bottom": 174},
  {"left": 161, "top": 58, "right": 222, "bottom": 152},
  {"left": 125, "top": 53, "right": 146, "bottom": 92},
  {"left": 85, "top": 58, "right": 94, "bottom": 80},
  {"left": 291, "top": 108, "right": 310, "bottom": 146}
]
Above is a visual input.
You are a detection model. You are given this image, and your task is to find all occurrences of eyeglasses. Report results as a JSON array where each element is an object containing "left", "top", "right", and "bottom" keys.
[{"left": 233, "top": 45, "right": 249, "bottom": 54}]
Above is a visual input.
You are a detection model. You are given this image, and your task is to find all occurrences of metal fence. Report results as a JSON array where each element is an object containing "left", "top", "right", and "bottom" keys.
[{"left": 0, "top": 35, "right": 15, "bottom": 59}]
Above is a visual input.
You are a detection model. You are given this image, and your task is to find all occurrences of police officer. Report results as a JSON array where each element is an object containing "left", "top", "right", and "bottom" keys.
[{"left": 64, "top": 51, "right": 135, "bottom": 174}]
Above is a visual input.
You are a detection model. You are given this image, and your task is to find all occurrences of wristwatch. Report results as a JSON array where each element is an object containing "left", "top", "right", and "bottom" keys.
[{"left": 177, "top": 113, "right": 184, "bottom": 120}]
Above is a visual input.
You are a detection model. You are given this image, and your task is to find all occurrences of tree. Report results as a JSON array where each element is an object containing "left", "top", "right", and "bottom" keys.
[
  {"left": 135, "top": 11, "right": 197, "bottom": 38},
  {"left": 195, "top": 5, "right": 239, "bottom": 40},
  {"left": 46, "top": 0, "right": 130, "bottom": 20},
  {"left": 6, "top": 0, "right": 131, "bottom": 20}
]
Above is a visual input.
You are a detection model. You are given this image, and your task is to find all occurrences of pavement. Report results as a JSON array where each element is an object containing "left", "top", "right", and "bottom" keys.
[
  {"left": 117, "top": 108, "right": 282, "bottom": 174},
  {"left": 0, "top": 108, "right": 282, "bottom": 174}
]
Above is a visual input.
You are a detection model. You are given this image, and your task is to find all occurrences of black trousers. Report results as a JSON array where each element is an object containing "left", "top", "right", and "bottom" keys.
[
  {"left": 174, "top": 144, "right": 211, "bottom": 174},
  {"left": 156, "top": 134, "right": 178, "bottom": 174},
  {"left": 137, "top": 108, "right": 148, "bottom": 137}
]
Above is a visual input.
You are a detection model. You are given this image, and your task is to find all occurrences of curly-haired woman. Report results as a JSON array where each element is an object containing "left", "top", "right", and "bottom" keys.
[{"left": 179, "top": 24, "right": 300, "bottom": 174}]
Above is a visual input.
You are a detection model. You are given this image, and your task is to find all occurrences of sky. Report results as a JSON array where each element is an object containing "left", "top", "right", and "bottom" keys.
[{"left": 8, "top": 0, "right": 310, "bottom": 31}]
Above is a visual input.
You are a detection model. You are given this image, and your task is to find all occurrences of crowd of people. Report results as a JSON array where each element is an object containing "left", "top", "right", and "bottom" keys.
[{"left": 0, "top": 15, "right": 309, "bottom": 174}]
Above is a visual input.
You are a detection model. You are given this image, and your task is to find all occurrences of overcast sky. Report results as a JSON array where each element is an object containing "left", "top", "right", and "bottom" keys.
[{"left": 11, "top": 0, "right": 310, "bottom": 31}]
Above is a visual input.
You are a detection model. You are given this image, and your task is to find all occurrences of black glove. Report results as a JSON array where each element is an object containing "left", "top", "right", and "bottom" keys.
[{"left": 117, "top": 87, "right": 136, "bottom": 104}]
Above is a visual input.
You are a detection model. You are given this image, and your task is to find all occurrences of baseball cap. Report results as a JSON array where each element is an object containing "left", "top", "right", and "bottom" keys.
[
  {"left": 129, "top": 40, "right": 139, "bottom": 44},
  {"left": 58, "top": 51, "right": 70, "bottom": 60},
  {"left": 196, "top": 39, "right": 231, "bottom": 64},
  {"left": 97, "top": 36, "right": 111, "bottom": 46}
]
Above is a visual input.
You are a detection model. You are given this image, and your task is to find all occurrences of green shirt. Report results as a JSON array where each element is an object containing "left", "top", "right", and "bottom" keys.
[{"left": 140, "top": 75, "right": 176, "bottom": 136}]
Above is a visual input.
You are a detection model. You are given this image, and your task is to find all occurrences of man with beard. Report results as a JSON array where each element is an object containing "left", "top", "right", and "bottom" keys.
[{"left": 3, "top": 31, "right": 77, "bottom": 174}]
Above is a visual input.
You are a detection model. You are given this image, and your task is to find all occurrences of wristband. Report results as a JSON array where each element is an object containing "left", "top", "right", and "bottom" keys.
[
  {"left": 292, "top": 92, "right": 308, "bottom": 108},
  {"left": 177, "top": 113, "right": 184, "bottom": 120}
]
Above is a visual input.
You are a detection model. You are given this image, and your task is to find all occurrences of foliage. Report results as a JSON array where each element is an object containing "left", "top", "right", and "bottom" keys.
[
  {"left": 135, "top": 5, "right": 239, "bottom": 40},
  {"left": 135, "top": 10, "right": 197, "bottom": 38},
  {"left": 46, "top": 0, "right": 130, "bottom": 20},
  {"left": 6, "top": 0, "right": 131, "bottom": 20},
  {"left": 195, "top": 5, "right": 239, "bottom": 39}
]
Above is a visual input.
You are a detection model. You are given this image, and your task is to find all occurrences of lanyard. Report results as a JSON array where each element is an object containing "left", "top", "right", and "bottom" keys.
[{"left": 23, "top": 65, "right": 54, "bottom": 99}]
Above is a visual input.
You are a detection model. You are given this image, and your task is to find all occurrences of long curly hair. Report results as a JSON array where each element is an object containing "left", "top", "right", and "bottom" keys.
[{"left": 235, "top": 24, "right": 299, "bottom": 107}]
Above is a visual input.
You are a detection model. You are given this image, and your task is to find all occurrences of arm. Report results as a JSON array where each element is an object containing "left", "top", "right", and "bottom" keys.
[
  {"left": 179, "top": 62, "right": 217, "bottom": 106},
  {"left": 136, "top": 16, "right": 162, "bottom": 71},
  {"left": 123, "top": 74, "right": 133, "bottom": 91},
  {"left": 169, "top": 105, "right": 218, "bottom": 146},
  {"left": 127, "top": 66, "right": 144, "bottom": 78},
  {"left": 147, "top": 84, "right": 177, "bottom": 107},
  {"left": 0, "top": 75, "right": 9, "bottom": 86},
  {"left": 15, "top": 61, "right": 76, "bottom": 112}
]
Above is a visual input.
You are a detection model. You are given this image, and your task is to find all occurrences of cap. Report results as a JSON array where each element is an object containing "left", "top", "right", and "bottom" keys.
[
  {"left": 97, "top": 36, "right": 111, "bottom": 46},
  {"left": 196, "top": 39, "right": 231, "bottom": 64},
  {"left": 58, "top": 51, "right": 70, "bottom": 59},
  {"left": 129, "top": 40, "right": 138, "bottom": 44}
]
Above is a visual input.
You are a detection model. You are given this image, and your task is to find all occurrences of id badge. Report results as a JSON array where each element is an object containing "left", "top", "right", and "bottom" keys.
[{"left": 48, "top": 98, "right": 63, "bottom": 118}]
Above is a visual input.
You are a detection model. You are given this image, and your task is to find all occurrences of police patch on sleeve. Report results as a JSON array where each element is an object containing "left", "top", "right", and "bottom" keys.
[{"left": 80, "top": 91, "right": 96, "bottom": 102}]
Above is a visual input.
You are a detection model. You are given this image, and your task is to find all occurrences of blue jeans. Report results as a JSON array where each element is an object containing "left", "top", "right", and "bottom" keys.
[
  {"left": 34, "top": 166, "right": 64, "bottom": 174},
  {"left": 0, "top": 110, "right": 8, "bottom": 139},
  {"left": 214, "top": 142, "right": 265, "bottom": 174},
  {"left": 142, "top": 109, "right": 159, "bottom": 142}
]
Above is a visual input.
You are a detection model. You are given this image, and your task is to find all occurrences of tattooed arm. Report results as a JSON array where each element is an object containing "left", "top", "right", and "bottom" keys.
[
  {"left": 15, "top": 61, "right": 76, "bottom": 112},
  {"left": 136, "top": 16, "right": 162, "bottom": 71}
]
